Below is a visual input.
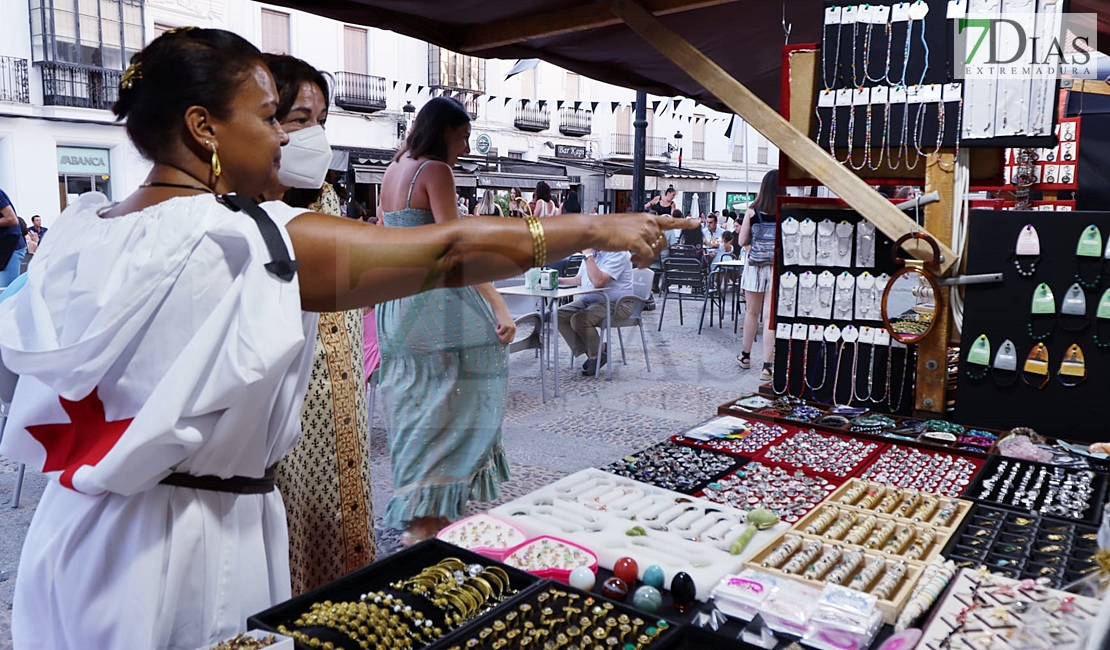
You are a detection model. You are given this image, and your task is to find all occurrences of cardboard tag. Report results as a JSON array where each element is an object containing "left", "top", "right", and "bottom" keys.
[
  {"left": 874, "top": 329, "right": 891, "bottom": 346},
  {"left": 1016, "top": 224, "right": 1040, "bottom": 256},
  {"left": 819, "top": 89, "right": 836, "bottom": 108},
  {"left": 836, "top": 88, "right": 854, "bottom": 107},
  {"left": 993, "top": 339, "right": 1017, "bottom": 372},
  {"left": 1031, "top": 283, "right": 1055, "bottom": 315},
  {"left": 873, "top": 4, "right": 891, "bottom": 23},
  {"left": 871, "top": 86, "right": 890, "bottom": 104},
  {"left": 853, "top": 87, "right": 871, "bottom": 106},
  {"left": 842, "top": 5, "right": 859, "bottom": 23},
  {"left": 826, "top": 5, "right": 843, "bottom": 24},
  {"left": 841, "top": 324, "right": 860, "bottom": 343},
  {"left": 1096, "top": 289, "right": 1110, "bottom": 320},
  {"left": 809, "top": 324, "right": 826, "bottom": 341},
  {"left": 777, "top": 323, "right": 793, "bottom": 340},
  {"left": 908, "top": 0, "right": 930, "bottom": 20},
  {"left": 1077, "top": 225, "right": 1102, "bottom": 258},
  {"left": 890, "top": 85, "right": 908, "bottom": 104},
  {"left": 920, "top": 83, "right": 943, "bottom": 103},
  {"left": 1062, "top": 283, "right": 1087, "bottom": 316},
  {"left": 825, "top": 324, "right": 843, "bottom": 343},
  {"left": 967, "top": 334, "right": 991, "bottom": 366},
  {"left": 942, "top": 83, "right": 963, "bottom": 103},
  {"left": 857, "top": 4, "right": 875, "bottom": 23},
  {"left": 947, "top": 0, "right": 967, "bottom": 19},
  {"left": 859, "top": 326, "right": 877, "bottom": 344},
  {"left": 792, "top": 323, "right": 809, "bottom": 340},
  {"left": 907, "top": 85, "right": 925, "bottom": 104},
  {"left": 891, "top": 2, "right": 911, "bottom": 22}
]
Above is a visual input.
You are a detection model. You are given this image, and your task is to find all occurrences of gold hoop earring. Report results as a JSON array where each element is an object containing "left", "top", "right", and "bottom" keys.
[{"left": 206, "top": 140, "right": 222, "bottom": 178}]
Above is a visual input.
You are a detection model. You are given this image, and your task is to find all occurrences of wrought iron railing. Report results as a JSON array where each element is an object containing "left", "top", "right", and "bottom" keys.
[
  {"left": 39, "top": 62, "right": 120, "bottom": 110},
  {"left": 558, "top": 107, "right": 592, "bottom": 136},
  {"left": 514, "top": 103, "right": 550, "bottom": 132},
  {"left": 610, "top": 134, "right": 668, "bottom": 156},
  {"left": 333, "top": 71, "right": 387, "bottom": 113},
  {"left": 0, "top": 56, "right": 29, "bottom": 104}
]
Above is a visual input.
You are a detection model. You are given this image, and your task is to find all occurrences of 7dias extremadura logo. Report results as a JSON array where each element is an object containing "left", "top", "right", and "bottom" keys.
[{"left": 956, "top": 12, "right": 1097, "bottom": 79}]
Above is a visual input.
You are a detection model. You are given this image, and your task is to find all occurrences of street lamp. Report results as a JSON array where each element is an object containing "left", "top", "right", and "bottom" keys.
[{"left": 674, "top": 131, "right": 684, "bottom": 169}]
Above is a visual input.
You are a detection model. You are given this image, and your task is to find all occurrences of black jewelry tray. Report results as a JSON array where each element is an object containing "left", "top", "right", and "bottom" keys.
[
  {"left": 430, "top": 578, "right": 684, "bottom": 650},
  {"left": 248, "top": 539, "right": 541, "bottom": 650},
  {"left": 600, "top": 439, "right": 748, "bottom": 495},
  {"left": 938, "top": 502, "right": 1102, "bottom": 588},
  {"left": 963, "top": 455, "right": 1108, "bottom": 524}
]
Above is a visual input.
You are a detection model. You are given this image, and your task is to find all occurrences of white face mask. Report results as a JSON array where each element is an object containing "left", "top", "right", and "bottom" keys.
[{"left": 277, "top": 124, "right": 332, "bottom": 189}]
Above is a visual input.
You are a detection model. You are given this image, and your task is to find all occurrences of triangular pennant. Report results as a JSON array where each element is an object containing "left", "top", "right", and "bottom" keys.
[
  {"left": 659, "top": 103, "right": 668, "bottom": 117},
  {"left": 417, "top": 85, "right": 424, "bottom": 93},
  {"left": 687, "top": 115, "right": 692, "bottom": 123},
  {"left": 486, "top": 96, "right": 495, "bottom": 102},
  {"left": 673, "top": 98, "right": 681, "bottom": 112},
  {"left": 630, "top": 101, "right": 637, "bottom": 112},
  {"left": 591, "top": 101, "right": 599, "bottom": 112},
  {"left": 392, "top": 80, "right": 398, "bottom": 89},
  {"left": 505, "top": 97, "right": 513, "bottom": 107},
  {"left": 405, "top": 83, "right": 412, "bottom": 92},
  {"left": 724, "top": 115, "right": 735, "bottom": 138},
  {"left": 573, "top": 101, "right": 581, "bottom": 111},
  {"left": 611, "top": 102, "right": 620, "bottom": 113},
  {"left": 652, "top": 100, "right": 661, "bottom": 113},
  {"left": 538, "top": 100, "right": 546, "bottom": 109},
  {"left": 557, "top": 100, "right": 564, "bottom": 110}
]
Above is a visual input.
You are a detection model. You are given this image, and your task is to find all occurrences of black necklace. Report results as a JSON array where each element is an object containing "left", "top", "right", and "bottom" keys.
[{"left": 140, "top": 181, "right": 214, "bottom": 194}]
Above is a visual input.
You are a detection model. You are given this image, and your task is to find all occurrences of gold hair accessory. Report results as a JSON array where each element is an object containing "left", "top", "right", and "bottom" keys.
[
  {"left": 164, "top": 26, "right": 198, "bottom": 36},
  {"left": 119, "top": 63, "right": 141, "bottom": 90}
]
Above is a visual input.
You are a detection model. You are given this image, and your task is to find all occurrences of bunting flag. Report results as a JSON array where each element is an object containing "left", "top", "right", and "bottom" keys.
[
  {"left": 673, "top": 98, "right": 682, "bottom": 112},
  {"left": 505, "top": 97, "right": 513, "bottom": 106},
  {"left": 538, "top": 100, "right": 546, "bottom": 109},
  {"left": 485, "top": 95, "right": 495, "bottom": 102},
  {"left": 630, "top": 101, "right": 636, "bottom": 113},
  {"left": 652, "top": 100, "right": 661, "bottom": 113},
  {"left": 659, "top": 102, "right": 668, "bottom": 117},
  {"left": 611, "top": 101, "right": 620, "bottom": 113},
  {"left": 573, "top": 101, "right": 581, "bottom": 111},
  {"left": 591, "top": 101, "right": 599, "bottom": 112},
  {"left": 417, "top": 85, "right": 424, "bottom": 93},
  {"left": 556, "top": 100, "right": 564, "bottom": 110},
  {"left": 724, "top": 115, "right": 735, "bottom": 138},
  {"left": 726, "top": 116, "right": 740, "bottom": 160},
  {"left": 405, "top": 83, "right": 412, "bottom": 92},
  {"left": 392, "top": 80, "right": 398, "bottom": 89}
]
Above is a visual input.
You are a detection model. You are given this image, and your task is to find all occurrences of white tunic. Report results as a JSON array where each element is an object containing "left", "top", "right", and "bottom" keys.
[{"left": 0, "top": 193, "right": 317, "bottom": 650}]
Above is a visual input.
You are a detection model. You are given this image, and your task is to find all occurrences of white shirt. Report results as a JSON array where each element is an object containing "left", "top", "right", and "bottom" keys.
[
  {"left": 0, "top": 193, "right": 317, "bottom": 649},
  {"left": 578, "top": 250, "right": 633, "bottom": 304}
]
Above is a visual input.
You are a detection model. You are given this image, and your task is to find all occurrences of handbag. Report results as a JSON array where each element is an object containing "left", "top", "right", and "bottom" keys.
[{"left": 747, "top": 209, "right": 776, "bottom": 266}]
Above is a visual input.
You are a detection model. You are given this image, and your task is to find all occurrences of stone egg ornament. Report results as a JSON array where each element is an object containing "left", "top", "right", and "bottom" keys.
[
  {"left": 569, "top": 566, "right": 596, "bottom": 591},
  {"left": 613, "top": 556, "right": 639, "bottom": 584},
  {"left": 631, "top": 585, "right": 663, "bottom": 613}
]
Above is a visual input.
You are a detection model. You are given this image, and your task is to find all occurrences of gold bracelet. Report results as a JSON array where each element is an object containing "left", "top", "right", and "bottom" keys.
[{"left": 524, "top": 216, "right": 547, "bottom": 268}]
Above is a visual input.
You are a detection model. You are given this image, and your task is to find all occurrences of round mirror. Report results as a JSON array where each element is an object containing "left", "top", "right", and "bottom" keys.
[{"left": 882, "top": 266, "right": 939, "bottom": 344}]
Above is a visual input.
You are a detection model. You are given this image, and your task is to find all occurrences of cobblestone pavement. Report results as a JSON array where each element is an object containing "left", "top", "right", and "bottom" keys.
[{"left": 0, "top": 303, "right": 767, "bottom": 647}]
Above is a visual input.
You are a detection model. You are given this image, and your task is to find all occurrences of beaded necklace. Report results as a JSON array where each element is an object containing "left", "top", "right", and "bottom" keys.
[
  {"left": 773, "top": 338, "right": 792, "bottom": 395},
  {"left": 816, "top": 18, "right": 843, "bottom": 153},
  {"left": 872, "top": 345, "right": 889, "bottom": 403},
  {"left": 888, "top": 346, "right": 911, "bottom": 413},
  {"left": 833, "top": 339, "right": 858, "bottom": 407},
  {"left": 849, "top": 101, "right": 874, "bottom": 171},
  {"left": 854, "top": 343, "right": 874, "bottom": 403},
  {"left": 807, "top": 340, "right": 830, "bottom": 392}
]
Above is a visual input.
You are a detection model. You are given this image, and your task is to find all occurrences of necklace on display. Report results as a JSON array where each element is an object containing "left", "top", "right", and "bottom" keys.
[
  {"left": 849, "top": 100, "right": 874, "bottom": 171},
  {"left": 872, "top": 345, "right": 889, "bottom": 403},
  {"left": 798, "top": 271, "right": 817, "bottom": 317},
  {"left": 854, "top": 342, "right": 874, "bottom": 403},
  {"left": 869, "top": 95, "right": 890, "bottom": 171},
  {"left": 807, "top": 340, "right": 830, "bottom": 392},
  {"left": 833, "top": 339, "right": 856, "bottom": 407},
  {"left": 888, "top": 346, "right": 911, "bottom": 413},
  {"left": 836, "top": 222, "right": 854, "bottom": 262},
  {"left": 773, "top": 338, "right": 793, "bottom": 396}
]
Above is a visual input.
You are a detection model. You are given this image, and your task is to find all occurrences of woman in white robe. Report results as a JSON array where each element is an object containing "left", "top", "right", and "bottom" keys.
[{"left": 0, "top": 28, "right": 689, "bottom": 650}]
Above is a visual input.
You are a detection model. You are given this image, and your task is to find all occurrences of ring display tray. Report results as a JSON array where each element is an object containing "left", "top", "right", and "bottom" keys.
[
  {"left": 965, "top": 455, "right": 1109, "bottom": 525},
  {"left": 489, "top": 468, "right": 789, "bottom": 603}
]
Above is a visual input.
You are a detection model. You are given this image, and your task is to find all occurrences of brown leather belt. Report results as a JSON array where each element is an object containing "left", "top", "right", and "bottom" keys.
[{"left": 159, "top": 466, "right": 277, "bottom": 494}]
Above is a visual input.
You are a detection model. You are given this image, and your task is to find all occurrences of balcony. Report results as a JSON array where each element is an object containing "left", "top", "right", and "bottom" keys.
[
  {"left": 691, "top": 140, "right": 705, "bottom": 160},
  {"left": 610, "top": 134, "right": 668, "bottom": 157},
  {"left": 0, "top": 56, "right": 29, "bottom": 104},
  {"left": 514, "top": 103, "right": 550, "bottom": 132},
  {"left": 333, "top": 71, "right": 387, "bottom": 113},
  {"left": 39, "top": 62, "right": 120, "bottom": 110},
  {"left": 558, "top": 107, "right": 592, "bottom": 137}
]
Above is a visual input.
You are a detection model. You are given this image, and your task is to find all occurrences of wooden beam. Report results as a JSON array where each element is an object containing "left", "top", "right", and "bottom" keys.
[
  {"left": 610, "top": 0, "right": 957, "bottom": 274},
  {"left": 1066, "top": 79, "right": 1110, "bottom": 97},
  {"left": 914, "top": 153, "right": 956, "bottom": 416},
  {"left": 458, "top": 0, "right": 741, "bottom": 53}
]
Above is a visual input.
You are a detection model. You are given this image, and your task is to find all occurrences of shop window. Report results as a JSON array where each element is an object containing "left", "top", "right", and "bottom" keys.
[
  {"left": 57, "top": 145, "right": 111, "bottom": 210},
  {"left": 30, "top": 0, "right": 144, "bottom": 69}
]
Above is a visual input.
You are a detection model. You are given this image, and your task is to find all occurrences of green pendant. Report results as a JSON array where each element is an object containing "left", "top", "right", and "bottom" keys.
[
  {"left": 1031, "top": 283, "right": 1055, "bottom": 314},
  {"left": 1098, "top": 289, "right": 1110, "bottom": 320},
  {"left": 1077, "top": 225, "right": 1103, "bottom": 257},
  {"left": 968, "top": 334, "right": 991, "bottom": 366}
]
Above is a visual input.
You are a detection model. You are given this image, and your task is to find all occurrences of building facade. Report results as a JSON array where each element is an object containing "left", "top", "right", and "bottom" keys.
[{"left": 0, "top": 0, "right": 780, "bottom": 225}]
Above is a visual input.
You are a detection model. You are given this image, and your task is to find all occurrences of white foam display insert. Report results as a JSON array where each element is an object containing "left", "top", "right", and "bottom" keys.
[{"left": 489, "top": 468, "right": 789, "bottom": 601}]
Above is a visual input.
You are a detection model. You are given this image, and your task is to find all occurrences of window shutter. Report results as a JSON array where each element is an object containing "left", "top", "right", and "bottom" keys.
[
  {"left": 260, "top": 9, "right": 290, "bottom": 55},
  {"left": 343, "top": 26, "right": 367, "bottom": 74}
]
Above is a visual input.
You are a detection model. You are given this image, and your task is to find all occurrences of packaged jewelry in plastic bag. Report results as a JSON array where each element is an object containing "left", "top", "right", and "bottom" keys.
[
  {"left": 802, "top": 585, "right": 883, "bottom": 650},
  {"left": 710, "top": 569, "right": 781, "bottom": 621},
  {"left": 759, "top": 580, "right": 821, "bottom": 636}
]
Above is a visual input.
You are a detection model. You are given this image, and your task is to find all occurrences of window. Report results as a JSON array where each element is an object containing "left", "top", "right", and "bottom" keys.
[
  {"left": 260, "top": 8, "right": 290, "bottom": 55},
  {"left": 152, "top": 23, "right": 173, "bottom": 40},
  {"left": 645, "top": 106, "right": 654, "bottom": 140},
  {"left": 615, "top": 106, "right": 631, "bottom": 137},
  {"left": 692, "top": 115, "right": 705, "bottom": 159},
  {"left": 757, "top": 140, "right": 769, "bottom": 164},
  {"left": 507, "top": 151, "right": 525, "bottom": 160},
  {"left": 565, "top": 72, "right": 579, "bottom": 103},
  {"left": 30, "top": 0, "right": 144, "bottom": 69},
  {"left": 519, "top": 67, "right": 536, "bottom": 100},
  {"left": 428, "top": 46, "right": 485, "bottom": 93},
  {"left": 732, "top": 141, "right": 745, "bottom": 162},
  {"left": 343, "top": 26, "right": 368, "bottom": 74}
]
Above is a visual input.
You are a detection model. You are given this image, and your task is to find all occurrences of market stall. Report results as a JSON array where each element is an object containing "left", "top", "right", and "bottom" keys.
[{"left": 200, "top": 1, "right": 1110, "bottom": 648}]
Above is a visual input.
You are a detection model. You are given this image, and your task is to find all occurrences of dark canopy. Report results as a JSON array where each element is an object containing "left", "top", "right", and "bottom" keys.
[
  {"left": 269, "top": 0, "right": 1110, "bottom": 112},
  {"left": 262, "top": 0, "right": 823, "bottom": 112}
]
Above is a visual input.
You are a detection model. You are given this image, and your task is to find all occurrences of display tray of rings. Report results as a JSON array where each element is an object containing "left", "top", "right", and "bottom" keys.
[
  {"left": 433, "top": 582, "right": 682, "bottom": 650},
  {"left": 599, "top": 439, "right": 748, "bottom": 494},
  {"left": 488, "top": 468, "right": 790, "bottom": 603},
  {"left": 965, "top": 455, "right": 1109, "bottom": 525},
  {"left": 916, "top": 568, "right": 1104, "bottom": 650},
  {"left": 854, "top": 445, "right": 984, "bottom": 498},
  {"left": 749, "top": 427, "right": 887, "bottom": 481},
  {"left": 248, "top": 539, "right": 541, "bottom": 650},
  {"left": 694, "top": 461, "right": 842, "bottom": 524},
  {"left": 669, "top": 415, "right": 790, "bottom": 458},
  {"left": 942, "top": 503, "right": 1105, "bottom": 589}
]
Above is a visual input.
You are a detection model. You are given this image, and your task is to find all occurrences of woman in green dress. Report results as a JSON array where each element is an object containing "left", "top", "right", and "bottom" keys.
[{"left": 377, "top": 97, "right": 517, "bottom": 544}]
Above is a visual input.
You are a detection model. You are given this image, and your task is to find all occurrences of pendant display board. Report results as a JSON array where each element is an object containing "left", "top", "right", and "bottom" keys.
[
  {"left": 771, "top": 200, "right": 915, "bottom": 415},
  {"left": 955, "top": 210, "right": 1110, "bottom": 441},
  {"left": 1000, "top": 117, "right": 1081, "bottom": 190}
]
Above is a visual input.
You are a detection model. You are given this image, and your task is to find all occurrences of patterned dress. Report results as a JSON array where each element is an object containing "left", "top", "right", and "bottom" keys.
[{"left": 276, "top": 184, "right": 375, "bottom": 595}]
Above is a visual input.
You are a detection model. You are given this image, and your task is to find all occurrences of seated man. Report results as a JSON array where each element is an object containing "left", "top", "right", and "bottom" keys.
[
  {"left": 702, "top": 213, "right": 725, "bottom": 247},
  {"left": 557, "top": 247, "right": 635, "bottom": 375}
]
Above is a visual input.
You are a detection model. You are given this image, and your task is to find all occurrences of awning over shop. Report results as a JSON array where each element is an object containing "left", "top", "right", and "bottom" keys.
[{"left": 603, "top": 161, "right": 717, "bottom": 193}]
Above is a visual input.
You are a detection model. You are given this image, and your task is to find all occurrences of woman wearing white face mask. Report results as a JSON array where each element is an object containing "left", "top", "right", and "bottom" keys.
[{"left": 260, "top": 54, "right": 375, "bottom": 596}]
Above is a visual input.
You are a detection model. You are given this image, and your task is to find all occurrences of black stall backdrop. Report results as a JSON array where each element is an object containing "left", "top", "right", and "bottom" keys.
[
  {"left": 771, "top": 203, "right": 916, "bottom": 415},
  {"left": 956, "top": 210, "right": 1110, "bottom": 441}
]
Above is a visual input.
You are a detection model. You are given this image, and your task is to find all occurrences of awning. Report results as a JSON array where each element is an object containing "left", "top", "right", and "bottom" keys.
[
  {"left": 476, "top": 172, "right": 572, "bottom": 190},
  {"left": 604, "top": 160, "right": 717, "bottom": 192},
  {"left": 352, "top": 163, "right": 478, "bottom": 187}
]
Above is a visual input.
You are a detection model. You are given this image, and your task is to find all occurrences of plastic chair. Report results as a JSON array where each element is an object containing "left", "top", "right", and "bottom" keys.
[
  {"left": 562, "top": 254, "right": 586, "bottom": 278},
  {"left": 658, "top": 258, "right": 711, "bottom": 333},
  {"left": 610, "top": 268, "right": 655, "bottom": 372}
]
